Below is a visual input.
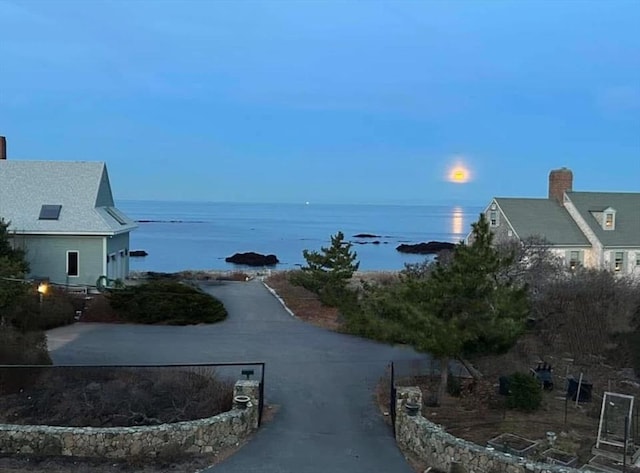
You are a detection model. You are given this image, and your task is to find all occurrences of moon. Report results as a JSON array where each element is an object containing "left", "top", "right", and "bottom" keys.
[{"left": 448, "top": 164, "right": 471, "bottom": 184}]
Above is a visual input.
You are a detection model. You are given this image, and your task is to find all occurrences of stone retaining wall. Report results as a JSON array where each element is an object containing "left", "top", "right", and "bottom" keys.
[
  {"left": 0, "top": 380, "right": 260, "bottom": 458},
  {"left": 395, "top": 386, "right": 587, "bottom": 473}
]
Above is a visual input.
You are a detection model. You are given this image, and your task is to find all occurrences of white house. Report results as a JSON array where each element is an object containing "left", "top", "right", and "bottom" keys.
[{"left": 477, "top": 168, "right": 640, "bottom": 276}]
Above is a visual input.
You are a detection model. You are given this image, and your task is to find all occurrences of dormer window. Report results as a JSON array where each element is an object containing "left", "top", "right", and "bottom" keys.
[{"left": 603, "top": 207, "right": 616, "bottom": 231}]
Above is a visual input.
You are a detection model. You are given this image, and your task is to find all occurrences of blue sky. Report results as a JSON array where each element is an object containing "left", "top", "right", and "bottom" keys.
[{"left": 1, "top": 0, "right": 638, "bottom": 205}]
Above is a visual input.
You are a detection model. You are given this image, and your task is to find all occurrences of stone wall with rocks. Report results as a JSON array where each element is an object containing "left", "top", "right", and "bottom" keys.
[
  {"left": 395, "top": 386, "right": 585, "bottom": 473},
  {"left": 0, "top": 380, "right": 260, "bottom": 459}
]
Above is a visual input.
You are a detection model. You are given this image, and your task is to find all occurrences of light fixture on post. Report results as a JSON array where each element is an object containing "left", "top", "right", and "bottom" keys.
[{"left": 37, "top": 281, "right": 49, "bottom": 311}]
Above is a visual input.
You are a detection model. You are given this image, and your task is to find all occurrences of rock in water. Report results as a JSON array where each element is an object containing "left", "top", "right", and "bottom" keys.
[
  {"left": 225, "top": 252, "right": 279, "bottom": 266},
  {"left": 395, "top": 241, "right": 455, "bottom": 255}
]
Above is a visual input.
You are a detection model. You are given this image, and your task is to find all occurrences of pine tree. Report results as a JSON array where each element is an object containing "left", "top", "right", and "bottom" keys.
[
  {"left": 354, "top": 214, "right": 529, "bottom": 404},
  {"left": 423, "top": 214, "right": 529, "bottom": 402},
  {"left": 296, "top": 231, "right": 359, "bottom": 305},
  {"left": 0, "top": 219, "right": 30, "bottom": 314}
]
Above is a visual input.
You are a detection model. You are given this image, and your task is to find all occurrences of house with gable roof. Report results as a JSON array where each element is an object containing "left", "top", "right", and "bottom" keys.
[
  {"left": 478, "top": 167, "right": 640, "bottom": 276},
  {"left": 0, "top": 136, "right": 137, "bottom": 288}
]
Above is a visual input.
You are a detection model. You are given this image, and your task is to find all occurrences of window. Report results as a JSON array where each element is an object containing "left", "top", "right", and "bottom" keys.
[
  {"left": 605, "top": 213, "right": 613, "bottom": 228},
  {"left": 603, "top": 208, "right": 616, "bottom": 231},
  {"left": 67, "top": 251, "right": 79, "bottom": 277},
  {"left": 614, "top": 252, "right": 624, "bottom": 272},
  {"left": 490, "top": 211, "right": 498, "bottom": 227},
  {"left": 569, "top": 251, "right": 580, "bottom": 270},
  {"left": 39, "top": 205, "right": 62, "bottom": 220},
  {"left": 105, "top": 207, "right": 127, "bottom": 225}
]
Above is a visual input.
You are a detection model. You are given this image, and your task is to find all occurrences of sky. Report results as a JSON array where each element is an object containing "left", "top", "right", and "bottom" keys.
[{"left": 0, "top": 0, "right": 638, "bottom": 205}]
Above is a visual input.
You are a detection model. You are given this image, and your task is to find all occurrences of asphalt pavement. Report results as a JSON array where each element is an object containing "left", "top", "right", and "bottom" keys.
[{"left": 47, "top": 279, "right": 424, "bottom": 473}]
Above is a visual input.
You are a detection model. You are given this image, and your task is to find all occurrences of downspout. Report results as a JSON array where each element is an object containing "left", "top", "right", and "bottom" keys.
[{"left": 102, "top": 237, "right": 107, "bottom": 276}]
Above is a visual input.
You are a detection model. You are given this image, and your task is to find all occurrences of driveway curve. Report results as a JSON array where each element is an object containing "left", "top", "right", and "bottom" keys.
[{"left": 47, "top": 280, "right": 424, "bottom": 472}]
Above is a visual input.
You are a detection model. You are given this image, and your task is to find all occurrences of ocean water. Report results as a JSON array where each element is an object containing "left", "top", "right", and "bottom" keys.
[{"left": 117, "top": 201, "right": 483, "bottom": 273}]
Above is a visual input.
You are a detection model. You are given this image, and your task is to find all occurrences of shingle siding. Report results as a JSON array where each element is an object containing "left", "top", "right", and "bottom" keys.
[{"left": 485, "top": 206, "right": 517, "bottom": 243}]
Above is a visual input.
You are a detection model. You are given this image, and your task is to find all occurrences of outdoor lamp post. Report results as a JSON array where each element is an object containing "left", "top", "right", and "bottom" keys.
[{"left": 37, "top": 282, "right": 48, "bottom": 308}]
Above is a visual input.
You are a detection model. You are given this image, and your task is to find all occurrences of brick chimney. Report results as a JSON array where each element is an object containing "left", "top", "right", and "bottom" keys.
[
  {"left": 548, "top": 167, "right": 573, "bottom": 204},
  {"left": 0, "top": 136, "right": 6, "bottom": 160}
]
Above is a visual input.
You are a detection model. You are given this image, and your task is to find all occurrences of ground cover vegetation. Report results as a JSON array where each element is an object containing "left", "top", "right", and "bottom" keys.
[
  {"left": 106, "top": 280, "right": 227, "bottom": 325},
  {"left": 0, "top": 366, "right": 233, "bottom": 427}
]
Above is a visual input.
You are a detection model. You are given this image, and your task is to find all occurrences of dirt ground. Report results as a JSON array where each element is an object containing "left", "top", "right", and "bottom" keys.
[{"left": 264, "top": 272, "right": 342, "bottom": 330}]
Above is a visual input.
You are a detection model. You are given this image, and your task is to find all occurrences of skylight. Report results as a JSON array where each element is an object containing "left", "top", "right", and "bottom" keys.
[
  {"left": 105, "top": 207, "right": 127, "bottom": 225},
  {"left": 39, "top": 204, "right": 62, "bottom": 220}
]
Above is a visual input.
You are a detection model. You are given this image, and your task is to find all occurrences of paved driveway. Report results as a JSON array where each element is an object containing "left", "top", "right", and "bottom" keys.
[{"left": 48, "top": 280, "right": 424, "bottom": 472}]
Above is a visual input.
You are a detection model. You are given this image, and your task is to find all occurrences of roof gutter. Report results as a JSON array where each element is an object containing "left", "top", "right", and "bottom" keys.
[{"left": 10, "top": 228, "right": 135, "bottom": 237}]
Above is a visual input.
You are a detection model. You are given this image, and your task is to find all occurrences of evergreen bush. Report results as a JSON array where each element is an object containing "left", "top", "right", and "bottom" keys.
[
  {"left": 506, "top": 372, "right": 542, "bottom": 411},
  {"left": 107, "top": 281, "right": 227, "bottom": 325},
  {"left": 294, "top": 231, "right": 359, "bottom": 306}
]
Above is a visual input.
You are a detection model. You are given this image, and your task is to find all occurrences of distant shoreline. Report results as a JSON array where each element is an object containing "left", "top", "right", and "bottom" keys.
[{"left": 129, "top": 268, "right": 401, "bottom": 280}]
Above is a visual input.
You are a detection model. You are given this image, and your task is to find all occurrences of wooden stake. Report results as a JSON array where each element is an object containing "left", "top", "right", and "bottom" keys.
[{"left": 575, "top": 373, "right": 583, "bottom": 407}]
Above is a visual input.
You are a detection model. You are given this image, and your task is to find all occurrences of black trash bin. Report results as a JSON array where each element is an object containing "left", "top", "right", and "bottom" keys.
[
  {"left": 499, "top": 376, "right": 510, "bottom": 395},
  {"left": 567, "top": 377, "right": 592, "bottom": 402}
]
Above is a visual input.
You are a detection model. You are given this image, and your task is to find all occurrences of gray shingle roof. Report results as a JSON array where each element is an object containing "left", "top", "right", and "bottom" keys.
[
  {"left": 495, "top": 198, "right": 590, "bottom": 246},
  {"left": 566, "top": 191, "right": 640, "bottom": 248},
  {"left": 0, "top": 160, "right": 137, "bottom": 235}
]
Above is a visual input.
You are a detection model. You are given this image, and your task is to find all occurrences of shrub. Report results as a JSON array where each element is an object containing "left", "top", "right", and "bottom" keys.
[
  {"left": 0, "top": 326, "right": 52, "bottom": 393},
  {"left": 0, "top": 366, "right": 234, "bottom": 426},
  {"left": 5, "top": 287, "right": 77, "bottom": 332},
  {"left": 107, "top": 281, "right": 227, "bottom": 325},
  {"left": 615, "top": 328, "right": 640, "bottom": 377},
  {"left": 506, "top": 372, "right": 542, "bottom": 411},
  {"left": 0, "top": 326, "right": 51, "bottom": 365}
]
